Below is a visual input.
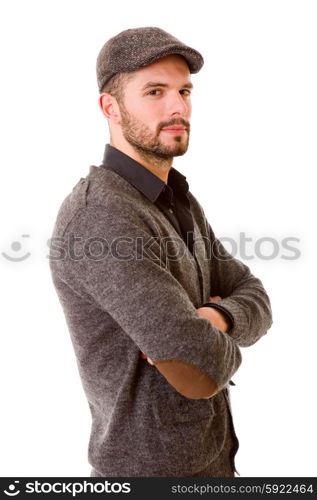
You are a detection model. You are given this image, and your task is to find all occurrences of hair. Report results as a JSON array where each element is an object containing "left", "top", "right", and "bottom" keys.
[{"left": 100, "top": 72, "right": 135, "bottom": 104}]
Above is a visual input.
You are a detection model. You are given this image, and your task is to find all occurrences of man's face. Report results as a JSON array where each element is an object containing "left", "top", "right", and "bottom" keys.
[{"left": 116, "top": 55, "right": 192, "bottom": 160}]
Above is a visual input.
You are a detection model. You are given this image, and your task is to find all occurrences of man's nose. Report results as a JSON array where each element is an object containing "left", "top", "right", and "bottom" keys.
[{"left": 167, "top": 91, "right": 190, "bottom": 116}]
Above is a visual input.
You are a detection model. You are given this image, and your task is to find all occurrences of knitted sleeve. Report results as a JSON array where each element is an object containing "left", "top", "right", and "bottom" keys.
[{"left": 207, "top": 224, "right": 273, "bottom": 348}]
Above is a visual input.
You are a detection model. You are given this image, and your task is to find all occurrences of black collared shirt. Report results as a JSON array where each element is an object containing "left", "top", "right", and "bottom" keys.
[{"left": 101, "top": 144, "right": 195, "bottom": 254}]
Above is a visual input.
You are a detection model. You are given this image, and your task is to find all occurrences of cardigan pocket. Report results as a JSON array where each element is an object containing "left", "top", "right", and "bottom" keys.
[
  {"left": 151, "top": 382, "right": 221, "bottom": 474},
  {"left": 151, "top": 380, "right": 216, "bottom": 427}
]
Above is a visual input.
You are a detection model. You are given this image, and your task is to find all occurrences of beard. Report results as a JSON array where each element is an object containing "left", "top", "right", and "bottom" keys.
[{"left": 118, "top": 102, "right": 190, "bottom": 160}]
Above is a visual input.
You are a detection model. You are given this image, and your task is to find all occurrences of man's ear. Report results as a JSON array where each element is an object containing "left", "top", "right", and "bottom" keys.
[{"left": 98, "top": 93, "right": 121, "bottom": 124}]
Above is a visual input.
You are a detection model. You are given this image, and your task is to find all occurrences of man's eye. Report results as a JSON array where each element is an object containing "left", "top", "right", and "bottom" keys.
[
  {"left": 148, "top": 89, "right": 161, "bottom": 96},
  {"left": 180, "top": 89, "right": 191, "bottom": 96}
]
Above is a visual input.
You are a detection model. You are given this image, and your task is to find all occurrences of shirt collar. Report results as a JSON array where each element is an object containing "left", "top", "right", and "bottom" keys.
[{"left": 101, "top": 143, "right": 189, "bottom": 203}]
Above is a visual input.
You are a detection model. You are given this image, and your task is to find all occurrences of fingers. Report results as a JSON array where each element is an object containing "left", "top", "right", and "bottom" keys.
[
  {"left": 140, "top": 351, "right": 154, "bottom": 365},
  {"left": 209, "top": 296, "right": 222, "bottom": 302}
]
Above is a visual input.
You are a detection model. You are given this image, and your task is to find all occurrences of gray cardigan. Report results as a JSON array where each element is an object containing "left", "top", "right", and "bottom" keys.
[{"left": 49, "top": 164, "right": 273, "bottom": 476}]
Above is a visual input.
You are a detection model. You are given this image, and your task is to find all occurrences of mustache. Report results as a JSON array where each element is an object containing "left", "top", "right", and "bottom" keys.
[{"left": 158, "top": 118, "right": 190, "bottom": 131}]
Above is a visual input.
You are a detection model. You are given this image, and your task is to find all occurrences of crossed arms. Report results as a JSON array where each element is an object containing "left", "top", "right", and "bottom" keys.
[{"left": 54, "top": 204, "right": 273, "bottom": 400}]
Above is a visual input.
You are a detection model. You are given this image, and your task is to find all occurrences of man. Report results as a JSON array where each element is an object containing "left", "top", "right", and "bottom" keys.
[{"left": 49, "top": 27, "right": 273, "bottom": 477}]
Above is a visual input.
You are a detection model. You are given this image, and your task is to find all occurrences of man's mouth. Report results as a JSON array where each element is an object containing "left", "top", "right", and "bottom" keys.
[{"left": 161, "top": 126, "right": 187, "bottom": 134}]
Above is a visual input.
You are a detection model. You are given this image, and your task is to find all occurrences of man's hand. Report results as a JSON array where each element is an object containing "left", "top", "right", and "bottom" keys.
[
  {"left": 196, "top": 296, "right": 231, "bottom": 333},
  {"left": 139, "top": 296, "right": 230, "bottom": 366}
]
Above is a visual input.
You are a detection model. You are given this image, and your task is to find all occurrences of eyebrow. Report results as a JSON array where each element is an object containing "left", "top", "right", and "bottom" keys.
[{"left": 141, "top": 81, "right": 194, "bottom": 91}]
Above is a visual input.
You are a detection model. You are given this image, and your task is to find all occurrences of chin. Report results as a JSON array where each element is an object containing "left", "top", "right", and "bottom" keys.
[{"left": 161, "top": 139, "right": 189, "bottom": 155}]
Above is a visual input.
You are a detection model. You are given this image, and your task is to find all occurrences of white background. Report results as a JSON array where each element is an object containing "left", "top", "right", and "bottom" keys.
[{"left": 0, "top": 0, "right": 316, "bottom": 477}]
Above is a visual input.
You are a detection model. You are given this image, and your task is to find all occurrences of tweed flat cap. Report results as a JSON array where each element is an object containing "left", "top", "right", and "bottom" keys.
[{"left": 96, "top": 27, "right": 204, "bottom": 93}]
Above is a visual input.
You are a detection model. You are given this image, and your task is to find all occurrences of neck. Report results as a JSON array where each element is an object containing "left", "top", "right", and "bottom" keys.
[{"left": 110, "top": 138, "right": 172, "bottom": 184}]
